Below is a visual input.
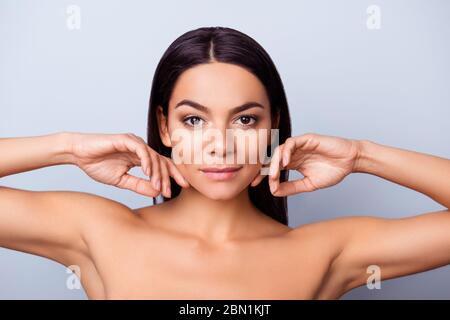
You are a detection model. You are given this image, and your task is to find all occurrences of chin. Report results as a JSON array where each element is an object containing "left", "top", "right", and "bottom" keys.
[
  {"left": 193, "top": 182, "right": 248, "bottom": 201},
  {"left": 200, "top": 191, "right": 243, "bottom": 201}
]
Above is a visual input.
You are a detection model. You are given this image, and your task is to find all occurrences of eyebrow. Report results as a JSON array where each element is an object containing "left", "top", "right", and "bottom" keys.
[{"left": 174, "top": 99, "right": 265, "bottom": 114}]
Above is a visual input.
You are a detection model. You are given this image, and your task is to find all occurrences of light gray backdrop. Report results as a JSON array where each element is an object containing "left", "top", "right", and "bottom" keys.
[{"left": 1, "top": 0, "right": 449, "bottom": 299}]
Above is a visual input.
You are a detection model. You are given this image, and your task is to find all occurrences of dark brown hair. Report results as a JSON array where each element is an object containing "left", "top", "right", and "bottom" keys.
[{"left": 147, "top": 26, "right": 292, "bottom": 225}]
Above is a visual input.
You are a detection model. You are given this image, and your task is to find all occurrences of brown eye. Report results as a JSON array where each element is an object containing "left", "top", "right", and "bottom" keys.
[
  {"left": 183, "top": 116, "right": 205, "bottom": 128},
  {"left": 236, "top": 115, "right": 257, "bottom": 127}
]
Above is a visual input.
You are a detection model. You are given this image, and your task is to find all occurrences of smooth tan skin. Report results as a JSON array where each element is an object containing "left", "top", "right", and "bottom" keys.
[{"left": 1, "top": 62, "right": 450, "bottom": 300}]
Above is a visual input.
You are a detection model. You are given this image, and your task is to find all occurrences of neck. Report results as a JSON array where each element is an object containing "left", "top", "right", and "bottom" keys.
[{"left": 162, "top": 186, "right": 268, "bottom": 243}]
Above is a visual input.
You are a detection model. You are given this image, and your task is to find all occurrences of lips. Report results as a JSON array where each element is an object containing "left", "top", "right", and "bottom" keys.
[
  {"left": 199, "top": 166, "right": 242, "bottom": 181},
  {"left": 200, "top": 166, "right": 242, "bottom": 173}
]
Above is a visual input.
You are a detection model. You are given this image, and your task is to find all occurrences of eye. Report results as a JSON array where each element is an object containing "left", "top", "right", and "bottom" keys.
[
  {"left": 183, "top": 116, "right": 205, "bottom": 128},
  {"left": 235, "top": 115, "right": 258, "bottom": 127},
  {"left": 182, "top": 115, "right": 258, "bottom": 129}
]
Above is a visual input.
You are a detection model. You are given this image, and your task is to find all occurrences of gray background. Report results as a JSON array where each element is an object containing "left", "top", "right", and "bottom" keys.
[{"left": 1, "top": 0, "right": 449, "bottom": 299}]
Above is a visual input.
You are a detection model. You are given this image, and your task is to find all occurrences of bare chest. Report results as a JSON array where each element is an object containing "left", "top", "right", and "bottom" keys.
[{"left": 83, "top": 229, "right": 332, "bottom": 299}]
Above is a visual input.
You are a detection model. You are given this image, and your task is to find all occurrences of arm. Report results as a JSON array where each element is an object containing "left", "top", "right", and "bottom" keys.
[
  {"left": 0, "top": 132, "right": 130, "bottom": 267},
  {"left": 330, "top": 139, "right": 450, "bottom": 294},
  {"left": 0, "top": 132, "right": 76, "bottom": 178}
]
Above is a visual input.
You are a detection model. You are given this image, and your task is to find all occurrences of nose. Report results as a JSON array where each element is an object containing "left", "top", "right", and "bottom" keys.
[{"left": 204, "top": 125, "right": 235, "bottom": 162}]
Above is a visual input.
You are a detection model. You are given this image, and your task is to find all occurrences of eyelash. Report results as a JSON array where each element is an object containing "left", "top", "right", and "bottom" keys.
[{"left": 182, "top": 115, "right": 259, "bottom": 128}]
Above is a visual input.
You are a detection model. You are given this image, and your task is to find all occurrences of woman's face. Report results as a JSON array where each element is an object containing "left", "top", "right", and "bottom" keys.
[{"left": 157, "top": 62, "right": 277, "bottom": 200}]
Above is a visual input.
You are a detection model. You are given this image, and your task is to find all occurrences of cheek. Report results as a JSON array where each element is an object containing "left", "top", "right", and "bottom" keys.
[
  {"left": 168, "top": 127, "right": 198, "bottom": 165},
  {"left": 234, "top": 131, "right": 271, "bottom": 166},
  {"left": 173, "top": 163, "right": 193, "bottom": 182}
]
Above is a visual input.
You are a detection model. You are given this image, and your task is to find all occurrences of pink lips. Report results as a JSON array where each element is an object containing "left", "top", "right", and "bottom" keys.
[{"left": 199, "top": 166, "right": 242, "bottom": 181}]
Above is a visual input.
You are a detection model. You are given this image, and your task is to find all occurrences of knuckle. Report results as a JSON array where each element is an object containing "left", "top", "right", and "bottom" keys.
[
  {"left": 136, "top": 136, "right": 147, "bottom": 144},
  {"left": 122, "top": 133, "right": 136, "bottom": 141}
]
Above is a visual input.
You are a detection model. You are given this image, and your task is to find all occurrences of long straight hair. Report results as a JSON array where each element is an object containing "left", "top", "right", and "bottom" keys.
[{"left": 147, "top": 27, "right": 292, "bottom": 225}]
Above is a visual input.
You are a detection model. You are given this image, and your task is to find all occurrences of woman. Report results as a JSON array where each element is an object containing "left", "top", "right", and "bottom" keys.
[{"left": 0, "top": 26, "right": 449, "bottom": 300}]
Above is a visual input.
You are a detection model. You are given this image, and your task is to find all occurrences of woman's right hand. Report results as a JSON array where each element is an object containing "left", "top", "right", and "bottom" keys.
[{"left": 68, "top": 132, "right": 189, "bottom": 198}]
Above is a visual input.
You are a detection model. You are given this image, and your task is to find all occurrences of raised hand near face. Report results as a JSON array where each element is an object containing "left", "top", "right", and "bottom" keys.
[{"left": 251, "top": 133, "right": 361, "bottom": 197}]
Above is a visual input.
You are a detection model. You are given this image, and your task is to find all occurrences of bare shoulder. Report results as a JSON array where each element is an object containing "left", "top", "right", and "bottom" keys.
[
  {"left": 42, "top": 190, "right": 140, "bottom": 238},
  {"left": 0, "top": 186, "right": 137, "bottom": 261},
  {"left": 69, "top": 191, "right": 137, "bottom": 222},
  {"left": 287, "top": 215, "right": 379, "bottom": 299},
  {"left": 39, "top": 190, "right": 145, "bottom": 269},
  {"left": 288, "top": 215, "right": 385, "bottom": 263},
  {"left": 289, "top": 215, "right": 378, "bottom": 245},
  {"left": 64, "top": 191, "right": 143, "bottom": 241},
  {"left": 49, "top": 191, "right": 140, "bottom": 299}
]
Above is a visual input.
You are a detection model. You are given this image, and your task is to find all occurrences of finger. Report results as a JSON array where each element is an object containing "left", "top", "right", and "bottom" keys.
[
  {"left": 159, "top": 156, "right": 171, "bottom": 198},
  {"left": 268, "top": 145, "right": 284, "bottom": 194},
  {"left": 250, "top": 173, "right": 265, "bottom": 187},
  {"left": 269, "top": 145, "right": 282, "bottom": 180},
  {"left": 116, "top": 173, "right": 161, "bottom": 198},
  {"left": 126, "top": 134, "right": 156, "bottom": 180},
  {"left": 250, "top": 164, "right": 268, "bottom": 187},
  {"left": 165, "top": 157, "right": 190, "bottom": 188},
  {"left": 282, "top": 138, "right": 296, "bottom": 168},
  {"left": 123, "top": 136, "right": 151, "bottom": 177},
  {"left": 148, "top": 149, "right": 161, "bottom": 191},
  {"left": 272, "top": 176, "right": 317, "bottom": 197},
  {"left": 287, "top": 134, "right": 319, "bottom": 153}
]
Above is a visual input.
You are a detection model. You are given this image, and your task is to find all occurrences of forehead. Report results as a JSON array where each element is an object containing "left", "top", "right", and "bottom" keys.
[{"left": 169, "top": 62, "right": 270, "bottom": 111}]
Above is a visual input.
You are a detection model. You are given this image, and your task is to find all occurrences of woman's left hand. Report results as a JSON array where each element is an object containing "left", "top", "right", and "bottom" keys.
[{"left": 252, "top": 133, "right": 362, "bottom": 196}]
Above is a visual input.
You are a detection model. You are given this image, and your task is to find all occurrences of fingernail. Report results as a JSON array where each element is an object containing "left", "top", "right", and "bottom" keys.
[
  {"left": 166, "top": 187, "right": 171, "bottom": 198},
  {"left": 154, "top": 178, "right": 160, "bottom": 191},
  {"left": 282, "top": 155, "right": 288, "bottom": 167},
  {"left": 269, "top": 168, "right": 274, "bottom": 178}
]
